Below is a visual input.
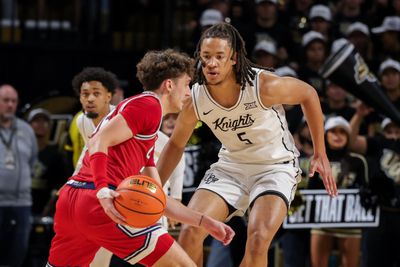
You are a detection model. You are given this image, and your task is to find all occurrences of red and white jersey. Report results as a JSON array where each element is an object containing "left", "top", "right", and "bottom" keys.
[{"left": 72, "top": 91, "right": 162, "bottom": 187}]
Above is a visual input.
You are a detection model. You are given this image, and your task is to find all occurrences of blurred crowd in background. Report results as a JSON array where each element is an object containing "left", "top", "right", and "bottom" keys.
[{"left": 0, "top": 0, "right": 400, "bottom": 266}]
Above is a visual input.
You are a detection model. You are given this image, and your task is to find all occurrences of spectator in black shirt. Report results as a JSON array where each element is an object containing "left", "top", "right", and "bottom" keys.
[
  {"left": 29, "top": 108, "right": 68, "bottom": 216},
  {"left": 308, "top": 4, "right": 336, "bottom": 44},
  {"left": 252, "top": 39, "right": 279, "bottom": 68},
  {"left": 298, "top": 31, "right": 328, "bottom": 98},
  {"left": 247, "top": 0, "right": 292, "bottom": 63},
  {"left": 371, "top": 16, "right": 400, "bottom": 62},
  {"left": 378, "top": 58, "right": 400, "bottom": 110},
  {"left": 321, "top": 81, "right": 356, "bottom": 122},
  {"left": 346, "top": 22, "right": 377, "bottom": 72},
  {"left": 309, "top": 116, "right": 368, "bottom": 267},
  {"left": 350, "top": 102, "right": 400, "bottom": 267}
]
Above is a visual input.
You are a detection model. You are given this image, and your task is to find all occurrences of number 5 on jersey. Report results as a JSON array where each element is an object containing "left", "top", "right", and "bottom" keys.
[{"left": 237, "top": 132, "right": 253, "bottom": 144}]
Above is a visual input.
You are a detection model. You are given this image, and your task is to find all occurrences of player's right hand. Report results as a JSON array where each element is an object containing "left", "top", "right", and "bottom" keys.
[
  {"left": 96, "top": 187, "right": 126, "bottom": 225},
  {"left": 201, "top": 215, "right": 235, "bottom": 246},
  {"left": 309, "top": 153, "right": 338, "bottom": 197}
]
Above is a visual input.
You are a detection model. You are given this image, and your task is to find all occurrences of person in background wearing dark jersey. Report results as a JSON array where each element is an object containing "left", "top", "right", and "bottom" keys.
[
  {"left": 309, "top": 116, "right": 368, "bottom": 267},
  {"left": 350, "top": 102, "right": 400, "bottom": 267}
]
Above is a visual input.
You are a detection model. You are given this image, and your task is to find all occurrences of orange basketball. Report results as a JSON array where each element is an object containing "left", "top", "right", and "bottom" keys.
[{"left": 114, "top": 175, "right": 166, "bottom": 228}]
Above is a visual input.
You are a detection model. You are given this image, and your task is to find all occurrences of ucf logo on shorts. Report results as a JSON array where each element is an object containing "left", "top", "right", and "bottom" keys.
[{"left": 204, "top": 173, "right": 219, "bottom": 184}]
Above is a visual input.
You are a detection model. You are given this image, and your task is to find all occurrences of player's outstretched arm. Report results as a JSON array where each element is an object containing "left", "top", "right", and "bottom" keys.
[
  {"left": 164, "top": 197, "right": 235, "bottom": 246},
  {"left": 259, "top": 73, "right": 337, "bottom": 197},
  {"left": 157, "top": 97, "right": 198, "bottom": 185},
  {"left": 297, "top": 82, "right": 337, "bottom": 197}
]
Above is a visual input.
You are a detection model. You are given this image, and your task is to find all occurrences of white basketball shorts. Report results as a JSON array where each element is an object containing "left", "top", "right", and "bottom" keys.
[{"left": 197, "top": 159, "right": 302, "bottom": 219}]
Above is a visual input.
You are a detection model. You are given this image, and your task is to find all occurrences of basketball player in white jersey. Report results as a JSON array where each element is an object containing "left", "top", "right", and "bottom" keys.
[
  {"left": 157, "top": 23, "right": 338, "bottom": 267},
  {"left": 71, "top": 67, "right": 117, "bottom": 267},
  {"left": 71, "top": 67, "right": 118, "bottom": 173}
]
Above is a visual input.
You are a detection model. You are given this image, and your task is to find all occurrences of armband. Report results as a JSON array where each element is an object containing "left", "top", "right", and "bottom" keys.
[
  {"left": 96, "top": 187, "right": 114, "bottom": 199},
  {"left": 199, "top": 215, "right": 204, "bottom": 226},
  {"left": 89, "top": 152, "right": 109, "bottom": 190}
]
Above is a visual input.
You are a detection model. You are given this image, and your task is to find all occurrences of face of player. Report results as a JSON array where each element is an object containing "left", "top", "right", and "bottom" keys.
[
  {"left": 0, "top": 85, "right": 18, "bottom": 122},
  {"left": 80, "top": 81, "right": 112, "bottom": 119},
  {"left": 167, "top": 73, "right": 191, "bottom": 113},
  {"left": 199, "top": 38, "right": 236, "bottom": 86},
  {"left": 161, "top": 113, "right": 178, "bottom": 137},
  {"left": 326, "top": 127, "right": 348, "bottom": 150}
]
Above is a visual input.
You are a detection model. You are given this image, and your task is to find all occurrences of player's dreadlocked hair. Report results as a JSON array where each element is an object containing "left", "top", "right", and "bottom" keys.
[{"left": 194, "top": 23, "right": 266, "bottom": 90}]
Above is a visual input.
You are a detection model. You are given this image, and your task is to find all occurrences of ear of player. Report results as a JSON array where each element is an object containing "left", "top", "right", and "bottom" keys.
[{"left": 114, "top": 175, "right": 166, "bottom": 228}]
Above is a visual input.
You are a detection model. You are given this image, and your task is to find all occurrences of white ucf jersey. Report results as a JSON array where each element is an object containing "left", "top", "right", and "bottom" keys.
[
  {"left": 73, "top": 104, "right": 115, "bottom": 175},
  {"left": 76, "top": 104, "right": 115, "bottom": 144},
  {"left": 191, "top": 68, "right": 299, "bottom": 165}
]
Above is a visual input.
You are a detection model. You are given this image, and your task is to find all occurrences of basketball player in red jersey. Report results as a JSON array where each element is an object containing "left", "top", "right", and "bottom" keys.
[{"left": 47, "top": 49, "right": 235, "bottom": 267}]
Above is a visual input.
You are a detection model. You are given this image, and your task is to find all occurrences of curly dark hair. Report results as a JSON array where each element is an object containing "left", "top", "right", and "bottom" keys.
[
  {"left": 72, "top": 67, "right": 118, "bottom": 96},
  {"left": 136, "top": 49, "right": 195, "bottom": 91},
  {"left": 194, "top": 23, "right": 271, "bottom": 90}
]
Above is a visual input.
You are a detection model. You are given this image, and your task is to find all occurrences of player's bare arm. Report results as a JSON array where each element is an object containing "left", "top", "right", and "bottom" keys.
[
  {"left": 88, "top": 114, "right": 134, "bottom": 225},
  {"left": 164, "top": 197, "right": 235, "bottom": 246},
  {"left": 259, "top": 72, "right": 338, "bottom": 197},
  {"left": 142, "top": 166, "right": 162, "bottom": 183},
  {"left": 157, "top": 97, "right": 198, "bottom": 185},
  {"left": 142, "top": 166, "right": 234, "bottom": 245}
]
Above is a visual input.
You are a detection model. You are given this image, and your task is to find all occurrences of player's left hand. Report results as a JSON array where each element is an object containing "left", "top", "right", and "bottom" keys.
[
  {"left": 96, "top": 187, "right": 127, "bottom": 225},
  {"left": 309, "top": 153, "right": 338, "bottom": 197},
  {"left": 201, "top": 215, "right": 235, "bottom": 246}
]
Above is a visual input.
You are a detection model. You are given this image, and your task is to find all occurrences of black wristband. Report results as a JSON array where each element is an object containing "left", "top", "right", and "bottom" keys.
[{"left": 199, "top": 215, "right": 204, "bottom": 226}]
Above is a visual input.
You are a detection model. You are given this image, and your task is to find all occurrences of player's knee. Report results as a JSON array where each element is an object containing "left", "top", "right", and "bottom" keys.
[
  {"left": 179, "top": 224, "right": 207, "bottom": 242},
  {"left": 247, "top": 230, "right": 273, "bottom": 252}
]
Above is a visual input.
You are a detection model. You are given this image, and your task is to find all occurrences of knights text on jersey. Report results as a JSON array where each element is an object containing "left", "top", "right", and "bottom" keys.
[
  {"left": 72, "top": 91, "right": 162, "bottom": 186},
  {"left": 191, "top": 68, "right": 299, "bottom": 164}
]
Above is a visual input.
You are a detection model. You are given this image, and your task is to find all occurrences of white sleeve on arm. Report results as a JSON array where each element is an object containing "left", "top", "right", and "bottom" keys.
[
  {"left": 76, "top": 113, "right": 85, "bottom": 139},
  {"left": 167, "top": 153, "right": 185, "bottom": 200},
  {"left": 76, "top": 113, "right": 96, "bottom": 144},
  {"left": 155, "top": 131, "right": 185, "bottom": 199},
  {"left": 74, "top": 113, "right": 93, "bottom": 175}
]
